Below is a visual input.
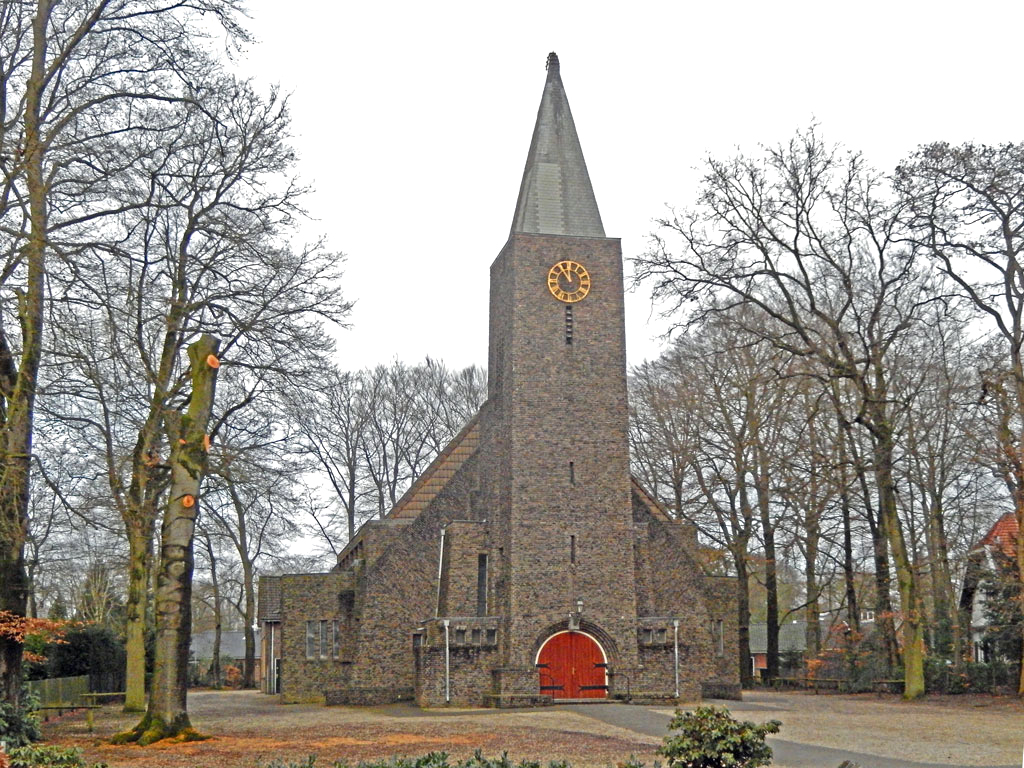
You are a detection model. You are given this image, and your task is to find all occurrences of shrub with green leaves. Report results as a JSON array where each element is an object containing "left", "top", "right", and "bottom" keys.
[
  {"left": 659, "top": 706, "right": 781, "bottom": 768},
  {"left": 0, "top": 697, "right": 42, "bottom": 748},
  {"left": 8, "top": 744, "right": 108, "bottom": 768}
]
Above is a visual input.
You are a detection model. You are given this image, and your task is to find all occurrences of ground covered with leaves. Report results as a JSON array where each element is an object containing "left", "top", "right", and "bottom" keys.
[{"left": 37, "top": 689, "right": 1024, "bottom": 768}]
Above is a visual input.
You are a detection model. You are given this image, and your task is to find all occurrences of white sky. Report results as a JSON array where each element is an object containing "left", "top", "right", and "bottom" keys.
[{"left": 238, "top": 0, "right": 1023, "bottom": 372}]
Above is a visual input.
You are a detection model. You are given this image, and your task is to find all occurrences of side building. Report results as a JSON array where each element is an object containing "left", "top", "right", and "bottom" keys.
[{"left": 258, "top": 53, "right": 739, "bottom": 707}]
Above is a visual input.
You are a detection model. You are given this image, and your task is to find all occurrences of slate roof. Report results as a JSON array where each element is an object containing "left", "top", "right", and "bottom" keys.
[
  {"left": 257, "top": 575, "right": 282, "bottom": 621},
  {"left": 748, "top": 622, "right": 808, "bottom": 654},
  {"left": 511, "top": 52, "right": 605, "bottom": 238},
  {"left": 191, "top": 629, "right": 260, "bottom": 660}
]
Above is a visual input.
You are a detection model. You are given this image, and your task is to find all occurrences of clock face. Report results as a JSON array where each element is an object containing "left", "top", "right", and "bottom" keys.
[{"left": 547, "top": 260, "right": 591, "bottom": 303}]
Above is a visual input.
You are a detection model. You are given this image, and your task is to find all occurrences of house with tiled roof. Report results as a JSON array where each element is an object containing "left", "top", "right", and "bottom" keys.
[{"left": 959, "top": 512, "right": 1020, "bottom": 662}]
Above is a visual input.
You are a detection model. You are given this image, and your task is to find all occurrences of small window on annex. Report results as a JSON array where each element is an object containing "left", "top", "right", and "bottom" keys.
[{"left": 305, "top": 621, "right": 317, "bottom": 659}]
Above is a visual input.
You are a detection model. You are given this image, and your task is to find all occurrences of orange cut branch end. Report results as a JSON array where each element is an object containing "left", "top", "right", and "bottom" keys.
[
  {"left": 182, "top": 495, "right": 196, "bottom": 508},
  {"left": 206, "top": 354, "right": 220, "bottom": 368}
]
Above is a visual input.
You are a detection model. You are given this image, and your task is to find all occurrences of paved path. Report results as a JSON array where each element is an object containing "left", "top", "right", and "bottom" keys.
[{"left": 558, "top": 701, "right": 1018, "bottom": 768}]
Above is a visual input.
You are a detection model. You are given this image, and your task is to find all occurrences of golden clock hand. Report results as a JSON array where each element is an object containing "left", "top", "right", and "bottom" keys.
[{"left": 562, "top": 264, "right": 574, "bottom": 287}]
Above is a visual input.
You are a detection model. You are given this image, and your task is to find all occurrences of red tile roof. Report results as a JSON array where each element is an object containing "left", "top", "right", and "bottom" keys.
[{"left": 979, "top": 512, "right": 1019, "bottom": 559}]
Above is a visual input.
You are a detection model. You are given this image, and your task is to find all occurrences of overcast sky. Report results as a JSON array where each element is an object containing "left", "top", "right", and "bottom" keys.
[{"left": 238, "top": 1, "right": 1023, "bottom": 372}]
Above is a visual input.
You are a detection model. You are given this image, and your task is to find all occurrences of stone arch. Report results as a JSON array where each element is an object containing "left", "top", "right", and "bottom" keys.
[{"left": 530, "top": 619, "right": 620, "bottom": 667}]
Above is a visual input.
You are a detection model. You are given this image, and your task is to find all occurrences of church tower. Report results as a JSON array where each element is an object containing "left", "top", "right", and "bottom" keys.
[
  {"left": 481, "top": 52, "right": 640, "bottom": 698},
  {"left": 259, "top": 54, "right": 739, "bottom": 708}
]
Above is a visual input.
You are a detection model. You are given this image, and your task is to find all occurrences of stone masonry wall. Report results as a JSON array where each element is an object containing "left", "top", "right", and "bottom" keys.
[
  {"left": 338, "top": 452, "right": 483, "bottom": 703},
  {"left": 414, "top": 617, "right": 501, "bottom": 706},
  {"left": 486, "top": 233, "right": 641, "bottom": 678},
  {"left": 278, "top": 571, "right": 353, "bottom": 702}
]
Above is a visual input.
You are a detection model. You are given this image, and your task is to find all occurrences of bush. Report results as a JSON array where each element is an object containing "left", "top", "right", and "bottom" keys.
[
  {"left": 659, "top": 706, "right": 780, "bottom": 768},
  {"left": 44, "top": 626, "right": 125, "bottom": 693},
  {"left": 8, "top": 744, "right": 108, "bottom": 768},
  {"left": 0, "top": 695, "right": 42, "bottom": 748}
]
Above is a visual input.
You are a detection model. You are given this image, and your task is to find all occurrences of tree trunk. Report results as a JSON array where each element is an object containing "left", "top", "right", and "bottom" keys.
[
  {"left": 868, "top": 394, "right": 925, "bottom": 700},
  {"left": 242, "top": 568, "right": 256, "bottom": 688},
  {"left": 755, "top": 447, "right": 778, "bottom": 682},
  {"left": 837, "top": 424, "right": 859, "bottom": 634},
  {"left": 124, "top": 520, "right": 153, "bottom": 711},
  {"left": 849, "top": 426, "right": 899, "bottom": 672},
  {"left": 735, "top": 554, "right": 752, "bottom": 688},
  {"left": 804, "top": 510, "right": 821, "bottom": 660},
  {"left": 224, "top": 477, "right": 257, "bottom": 688},
  {"left": 203, "top": 533, "right": 222, "bottom": 688},
  {"left": 116, "top": 335, "right": 220, "bottom": 744},
  {"left": 0, "top": 0, "right": 50, "bottom": 708}
]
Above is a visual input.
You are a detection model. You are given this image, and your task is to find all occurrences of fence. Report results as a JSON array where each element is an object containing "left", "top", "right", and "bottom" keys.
[{"left": 26, "top": 675, "right": 89, "bottom": 707}]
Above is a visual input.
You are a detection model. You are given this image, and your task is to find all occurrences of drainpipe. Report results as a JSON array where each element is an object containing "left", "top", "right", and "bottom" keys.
[
  {"left": 673, "top": 619, "right": 680, "bottom": 699},
  {"left": 268, "top": 624, "right": 274, "bottom": 694},
  {"left": 435, "top": 527, "right": 447, "bottom": 617},
  {"left": 443, "top": 619, "right": 451, "bottom": 704}
]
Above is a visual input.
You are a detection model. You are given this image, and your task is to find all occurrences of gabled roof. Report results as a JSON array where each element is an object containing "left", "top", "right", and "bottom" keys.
[
  {"left": 335, "top": 415, "right": 481, "bottom": 566},
  {"left": 977, "top": 512, "right": 1019, "bottom": 560},
  {"left": 385, "top": 414, "right": 480, "bottom": 520},
  {"left": 511, "top": 52, "right": 605, "bottom": 238}
]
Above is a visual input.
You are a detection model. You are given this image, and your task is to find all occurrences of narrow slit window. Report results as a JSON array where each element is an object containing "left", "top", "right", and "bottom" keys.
[
  {"left": 565, "top": 305, "right": 574, "bottom": 345},
  {"left": 716, "top": 619, "right": 725, "bottom": 656},
  {"left": 476, "top": 554, "right": 488, "bottom": 616},
  {"left": 569, "top": 461, "right": 575, "bottom": 485},
  {"left": 320, "top": 620, "right": 329, "bottom": 659},
  {"left": 333, "top": 620, "right": 340, "bottom": 658},
  {"left": 570, "top": 534, "right": 576, "bottom": 565},
  {"left": 305, "top": 621, "right": 317, "bottom": 659}
]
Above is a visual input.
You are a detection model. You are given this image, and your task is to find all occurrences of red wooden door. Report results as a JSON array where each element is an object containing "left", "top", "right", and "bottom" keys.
[{"left": 537, "top": 631, "right": 606, "bottom": 699}]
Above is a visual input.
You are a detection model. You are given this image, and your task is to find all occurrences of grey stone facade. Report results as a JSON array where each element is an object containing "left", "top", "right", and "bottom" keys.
[{"left": 258, "top": 52, "right": 739, "bottom": 707}]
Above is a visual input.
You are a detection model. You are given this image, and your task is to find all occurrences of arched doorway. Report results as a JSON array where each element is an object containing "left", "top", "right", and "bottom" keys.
[{"left": 536, "top": 631, "right": 607, "bottom": 699}]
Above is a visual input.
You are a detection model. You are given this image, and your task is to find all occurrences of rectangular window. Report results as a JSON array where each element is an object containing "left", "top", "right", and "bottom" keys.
[
  {"left": 455, "top": 629, "right": 466, "bottom": 644},
  {"left": 471, "top": 628, "right": 481, "bottom": 644},
  {"left": 305, "top": 621, "right": 317, "bottom": 659},
  {"left": 320, "top": 620, "right": 329, "bottom": 659},
  {"left": 655, "top": 628, "right": 667, "bottom": 644},
  {"left": 476, "top": 554, "right": 488, "bottom": 616},
  {"left": 486, "top": 628, "right": 497, "bottom": 645},
  {"left": 333, "top": 620, "right": 341, "bottom": 658},
  {"left": 642, "top": 629, "right": 653, "bottom": 645}
]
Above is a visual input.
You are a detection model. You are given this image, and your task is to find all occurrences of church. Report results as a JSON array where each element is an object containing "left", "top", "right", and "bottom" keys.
[{"left": 258, "top": 53, "right": 739, "bottom": 707}]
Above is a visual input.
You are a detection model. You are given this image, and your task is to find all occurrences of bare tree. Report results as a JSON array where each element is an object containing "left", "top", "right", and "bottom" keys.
[
  {"left": 0, "top": 0, "right": 246, "bottom": 706},
  {"left": 899, "top": 142, "right": 1024, "bottom": 693},
  {"left": 635, "top": 127, "right": 945, "bottom": 698}
]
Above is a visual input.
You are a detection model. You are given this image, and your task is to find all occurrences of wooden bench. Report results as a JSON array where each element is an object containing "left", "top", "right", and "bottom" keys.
[
  {"left": 871, "top": 679, "right": 904, "bottom": 696},
  {"left": 34, "top": 704, "right": 102, "bottom": 732},
  {"left": 771, "top": 677, "right": 847, "bottom": 693}
]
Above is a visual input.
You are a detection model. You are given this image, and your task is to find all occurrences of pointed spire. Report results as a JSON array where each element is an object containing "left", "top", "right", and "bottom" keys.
[{"left": 511, "top": 53, "right": 605, "bottom": 238}]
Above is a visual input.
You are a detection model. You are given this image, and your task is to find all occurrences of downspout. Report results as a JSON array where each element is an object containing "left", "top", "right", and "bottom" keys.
[
  {"left": 268, "top": 624, "right": 274, "bottom": 694},
  {"left": 673, "top": 619, "right": 680, "bottom": 699},
  {"left": 435, "top": 526, "right": 447, "bottom": 617},
  {"left": 443, "top": 619, "right": 451, "bottom": 704}
]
